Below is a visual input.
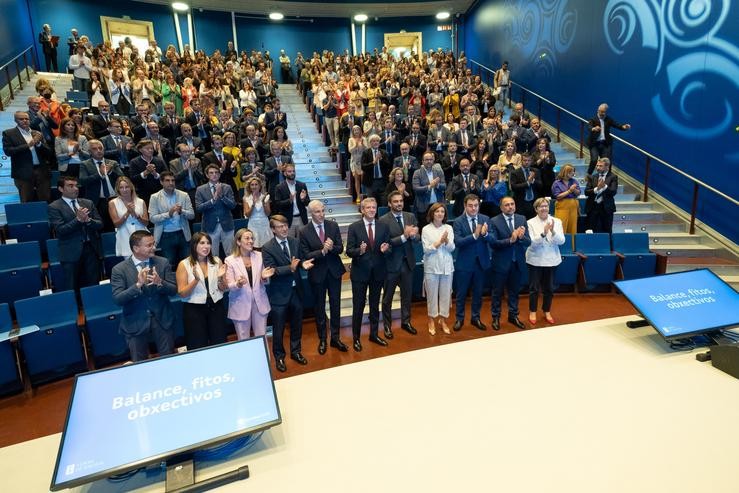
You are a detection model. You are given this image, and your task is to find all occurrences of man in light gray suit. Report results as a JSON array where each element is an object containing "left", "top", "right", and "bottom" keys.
[
  {"left": 111, "top": 230, "right": 178, "bottom": 362},
  {"left": 149, "top": 171, "right": 194, "bottom": 267},
  {"left": 195, "top": 164, "right": 236, "bottom": 258},
  {"left": 411, "top": 151, "right": 446, "bottom": 228}
]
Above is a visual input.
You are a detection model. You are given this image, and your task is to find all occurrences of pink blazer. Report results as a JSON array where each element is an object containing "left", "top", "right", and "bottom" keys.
[{"left": 224, "top": 251, "right": 271, "bottom": 321}]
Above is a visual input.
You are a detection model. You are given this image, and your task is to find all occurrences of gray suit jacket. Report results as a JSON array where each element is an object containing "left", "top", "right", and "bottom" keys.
[
  {"left": 411, "top": 164, "right": 446, "bottom": 213},
  {"left": 111, "top": 255, "right": 177, "bottom": 336},
  {"left": 148, "top": 189, "right": 195, "bottom": 243}
]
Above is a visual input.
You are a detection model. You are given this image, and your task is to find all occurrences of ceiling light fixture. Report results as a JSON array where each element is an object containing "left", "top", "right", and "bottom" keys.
[
  {"left": 269, "top": 12, "right": 284, "bottom": 20},
  {"left": 435, "top": 11, "right": 450, "bottom": 20},
  {"left": 354, "top": 14, "right": 368, "bottom": 22},
  {"left": 172, "top": 2, "right": 189, "bottom": 11}
]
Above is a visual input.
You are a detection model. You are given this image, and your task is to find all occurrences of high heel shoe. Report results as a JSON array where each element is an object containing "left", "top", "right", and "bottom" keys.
[
  {"left": 528, "top": 313, "right": 537, "bottom": 326},
  {"left": 440, "top": 318, "right": 451, "bottom": 335},
  {"left": 545, "top": 314, "right": 556, "bottom": 325},
  {"left": 428, "top": 318, "right": 436, "bottom": 335}
]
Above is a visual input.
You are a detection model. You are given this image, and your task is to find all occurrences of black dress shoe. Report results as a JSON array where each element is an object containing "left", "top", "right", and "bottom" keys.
[
  {"left": 508, "top": 317, "right": 526, "bottom": 330},
  {"left": 401, "top": 323, "right": 418, "bottom": 335},
  {"left": 453, "top": 319, "right": 463, "bottom": 331},
  {"left": 318, "top": 340, "right": 327, "bottom": 355},
  {"left": 275, "top": 358, "right": 287, "bottom": 373},
  {"left": 369, "top": 335, "right": 388, "bottom": 347},
  {"left": 383, "top": 325, "right": 394, "bottom": 339},
  {"left": 353, "top": 339, "right": 363, "bottom": 352},
  {"left": 330, "top": 339, "right": 349, "bottom": 352},
  {"left": 291, "top": 352, "right": 308, "bottom": 365},
  {"left": 492, "top": 318, "right": 501, "bottom": 331},
  {"left": 471, "top": 318, "right": 487, "bottom": 331}
]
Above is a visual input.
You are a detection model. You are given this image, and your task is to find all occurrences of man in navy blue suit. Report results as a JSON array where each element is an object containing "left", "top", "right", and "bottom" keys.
[
  {"left": 262, "top": 215, "right": 314, "bottom": 372},
  {"left": 489, "top": 196, "right": 532, "bottom": 330},
  {"left": 111, "top": 230, "right": 178, "bottom": 362},
  {"left": 346, "top": 197, "right": 391, "bottom": 352},
  {"left": 452, "top": 194, "right": 493, "bottom": 331}
]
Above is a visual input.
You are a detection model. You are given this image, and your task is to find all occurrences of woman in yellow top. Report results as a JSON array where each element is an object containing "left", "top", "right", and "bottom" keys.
[
  {"left": 497, "top": 140, "right": 523, "bottom": 170},
  {"left": 365, "top": 80, "right": 382, "bottom": 114},
  {"left": 222, "top": 131, "right": 244, "bottom": 196},
  {"left": 443, "top": 88, "right": 461, "bottom": 121}
]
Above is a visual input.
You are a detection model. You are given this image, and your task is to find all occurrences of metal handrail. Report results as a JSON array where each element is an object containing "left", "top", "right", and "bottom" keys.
[
  {"left": 0, "top": 45, "right": 37, "bottom": 112},
  {"left": 469, "top": 58, "right": 738, "bottom": 234}
]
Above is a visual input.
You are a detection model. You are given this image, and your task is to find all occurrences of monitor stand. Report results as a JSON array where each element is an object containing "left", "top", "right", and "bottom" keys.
[
  {"left": 165, "top": 456, "right": 250, "bottom": 492},
  {"left": 625, "top": 318, "right": 650, "bottom": 329}
]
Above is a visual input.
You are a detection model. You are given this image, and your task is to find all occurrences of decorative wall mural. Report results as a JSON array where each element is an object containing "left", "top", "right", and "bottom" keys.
[
  {"left": 501, "top": 0, "right": 578, "bottom": 77},
  {"left": 604, "top": 0, "right": 739, "bottom": 158}
]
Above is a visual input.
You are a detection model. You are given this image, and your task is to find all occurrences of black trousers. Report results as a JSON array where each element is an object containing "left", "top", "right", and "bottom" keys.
[
  {"left": 382, "top": 263, "right": 413, "bottom": 326},
  {"left": 352, "top": 278, "right": 383, "bottom": 340},
  {"left": 588, "top": 142, "right": 612, "bottom": 174},
  {"left": 587, "top": 204, "right": 614, "bottom": 234},
  {"left": 528, "top": 264, "right": 556, "bottom": 312},
  {"left": 491, "top": 265, "right": 523, "bottom": 318},
  {"left": 61, "top": 241, "right": 101, "bottom": 294},
  {"left": 312, "top": 275, "right": 342, "bottom": 341},
  {"left": 183, "top": 298, "right": 228, "bottom": 350},
  {"left": 271, "top": 287, "right": 304, "bottom": 360}
]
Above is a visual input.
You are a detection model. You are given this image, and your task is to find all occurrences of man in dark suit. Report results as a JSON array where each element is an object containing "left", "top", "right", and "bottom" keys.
[
  {"left": 440, "top": 141, "right": 461, "bottom": 183},
  {"left": 361, "top": 134, "right": 392, "bottom": 201},
  {"left": 262, "top": 215, "right": 315, "bottom": 372},
  {"left": 379, "top": 191, "right": 420, "bottom": 339},
  {"left": 101, "top": 118, "right": 135, "bottom": 175},
  {"left": 201, "top": 134, "right": 238, "bottom": 210},
  {"left": 78, "top": 139, "right": 123, "bottom": 231},
  {"left": 447, "top": 158, "right": 482, "bottom": 217},
  {"left": 587, "top": 103, "right": 630, "bottom": 174},
  {"left": 195, "top": 165, "right": 236, "bottom": 258},
  {"left": 489, "top": 196, "right": 532, "bottom": 330},
  {"left": 90, "top": 100, "right": 113, "bottom": 139},
  {"left": 158, "top": 102, "right": 183, "bottom": 148},
  {"left": 585, "top": 157, "right": 619, "bottom": 234},
  {"left": 39, "top": 24, "right": 58, "bottom": 72},
  {"left": 184, "top": 98, "right": 212, "bottom": 151},
  {"left": 255, "top": 76, "right": 276, "bottom": 113},
  {"left": 452, "top": 195, "right": 493, "bottom": 331},
  {"left": 264, "top": 140, "right": 294, "bottom": 197},
  {"left": 455, "top": 117, "right": 477, "bottom": 157},
  {"left": 145, "top": 120, "right": 175, "bottom": 163},
  {"left": 263, "top": 97, "right": 288, "bottom": 140},
  {"left": 239, "top": 124, "right": 266, "bottom": 162},
  {"left": 130, "top": 139, "right": 167, "bottom": 203},
  {"left": 427, "top": 115, "right": 453, "bottom": 156},
  {"left": 169, "top": 143, "right": 204, "bottom": 206},
  {"left": 27, "top": 96, "right": 57, "bottom": 145},
  {"left": 404, "top": 122, "right": 427, "bottom": 162},
  {"left": 339, "top": 104, "right": 363, "bottom": 146},
  {"left": 48, "top": 176, "right": 103, "bottom": 295},
  {"left": 273, "top": 163, "right": 310, "bottom": 237},
  {"left": 346, "top": 198, "right": 391, "bottom": 352},
  {"left": 3, "top": 111, "right": 55, "bottom": 203},
  {"left": 299, "top": 200, "right": 348, "bottom": 354},
  {"left": 411, "top": 151, "right": 446, "bottom": 229},
  {"left": 175, "top": 123, "right": 205, "bottom": 159},
  {"left": 509, "top": 153, "right": 543, "bottom": 219},
  {"left": 393, "top": 143, "right": 419, "bottom": 184},
  {"left": 111, "top": 230, "right": 178, "bottom": 362},
  {"left": 380, "top": 116, "right": 401, "bottom": 160}
]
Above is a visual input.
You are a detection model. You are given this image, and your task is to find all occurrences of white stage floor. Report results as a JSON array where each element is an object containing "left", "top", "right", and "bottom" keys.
[{"left": 2, "top": 315, "right": 737, "bottom": 492}]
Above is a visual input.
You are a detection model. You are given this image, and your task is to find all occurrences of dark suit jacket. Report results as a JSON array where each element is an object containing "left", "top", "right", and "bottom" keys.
[
  {"left": 174, "top": 136, "right": 205, "bottom": 158},
  {"left": 453, "top": 213, "right": 493, "bottom": 271},
  {"left": 509, "top": 166, "right": 543, "bottom": 205},
  {"left": 273, "top": 180, "right": 310, "bottom": 227},
  {"left": 169, "top": 157, "right": 204, "bottom": 191},
  {"left": 489, "top": 213, "right": 531, "bottom": 273},
  {"left": 1, "top": 127, "right": 53, "bottom": 181},
  {"left": 48, "top": 197, "right": 103, "bottom": 262},
  {"left": 263, "top": 110, "right": 288, "bottom": 134},
  {"left": 360, "top": 148, "right": 392, "bottom": 187},
  {"left": 184, "top": 112, "right": 212, "bottom": 140},
  {"left": 403, "top": 133, "right": 427, "bottom": 161},
  {"left": 90, "top": 114, "right": 112, "bottom": 139},
  {"left": 264, "top": 155, "right": 294, "bottom": 195},
  {"left": 101, "top": 134, "right": 135, "bottom": 165},
  {"left": 262, "top": 236, "right": 304, "bottom": 305},
  {"left": 299, "top": 220, "right": 346, "bottom": 283},
  {"left": 585, "top": 172, "right": 619, "bottom": 214},
  {"left": 78, "top": 158, "right": 124, "bottom": 201},
  {"left": 440, "top": 152, "right": 461, "bottom": 181},
  {"left": 346, "top": 218, "right": 390, "bottom": 283},
  {"left": 202, "top": 150, "right": 237, "bottom": 194},
  {"left": 379, "top": 130, "right": 401, "bottom": 159},
  {"left": 447, "top": 173, "right": 482, "bottom": 217},
  {"left": 129, "top": 156, "right": 167, "bottom": 201},
  {"left": 158, "top": 114, "right": 183, "bottom": 147},
  {"left": 111, "top": 256, "right": 177, "bottom": 336},
  {"left": 379, "top": 211, "right": 418, "bottom": 273},
  {"left": 587, "top": 115, "right": 628, "bottom": 147}
]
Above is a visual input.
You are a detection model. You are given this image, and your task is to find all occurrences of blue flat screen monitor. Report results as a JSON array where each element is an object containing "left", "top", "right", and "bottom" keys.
[
  {"left": 50, "top": 337, "right": 281, "bottom": 491},
  {"left": 614, "top": 269, "right": 739, "bottom": 341}
]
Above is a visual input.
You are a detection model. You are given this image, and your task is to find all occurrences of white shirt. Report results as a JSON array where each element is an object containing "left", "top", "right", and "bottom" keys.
[
  {"left": 525, "top": 215, "right": 565, "bottom": 267},
  {"left": 421, "top": 223, "right": 455, "bottom": 275},
  {"left": 17, "top": 126, "right": 40, "bottom": 164}
]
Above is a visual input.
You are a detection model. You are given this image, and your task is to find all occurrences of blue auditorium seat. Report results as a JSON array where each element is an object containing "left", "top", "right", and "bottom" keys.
[
  {"left": 45, "top": 239, "right": 65, "bottom": 291},
  {"left": 5, "top": 201, "right": 51, "bottom": 258},
  {"left": 14, "top": 291, "right": 87, "bottom": 386},
  {"left": 0, "top": 241, "right": 44, "bottom": 311},
  {"left": 611, "top": 232, "right": 658, "bottom": 280},
  {"left": 575, "top": 233, "right": 618, "bottom": 288},
  {"left": 80, "top": 284, "right": 128, "bottom": 367},
  {"left": 554, "top": 234, "right": 581, "bottom": 289},
  {"left": 101, "top": 231, "right": 125, "bottom": 278},
  {"left": 0, "top": 303, "right": 23, "bottom": 396}
]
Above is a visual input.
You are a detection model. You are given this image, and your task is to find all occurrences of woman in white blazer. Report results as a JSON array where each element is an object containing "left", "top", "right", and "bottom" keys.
[
  {"left": 525, "top": 197, "right": 566, "bottom": 326},
  {"left": 421, "top": 202, "right": 456, "bottom": 335},
  {"left": 176, "top": 232, "right": 228, "bottom": 349},
  {"left": 224, "top": 228, "right": 275, "bottom": 339}
]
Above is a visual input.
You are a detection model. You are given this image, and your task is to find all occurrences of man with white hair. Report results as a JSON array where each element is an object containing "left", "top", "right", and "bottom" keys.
[{"left": 586, "top": 103, "right": 631, "bottom": 174}]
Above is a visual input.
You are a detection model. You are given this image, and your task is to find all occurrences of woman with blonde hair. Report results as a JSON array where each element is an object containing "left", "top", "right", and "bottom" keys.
[
  {"left": 224, "top": 228, "right": 274, "bottom": 339},
  {"left": 55, "top": 117, "right": 89, "bottom": 177},
  {"left": 551, "top": 164, "right": 580, "bottom": 235},
  {"left": 108, "top": 176, "right": 149, "bottom": 257},
  {"left": 347, "top": 125, "right": 367, "bottom": 202},
  {"left": 242, "top": 177, "right": 272, "bottom": 247},
  {"left": 496, "top": 140, "right": 522, "bottom": 170}
]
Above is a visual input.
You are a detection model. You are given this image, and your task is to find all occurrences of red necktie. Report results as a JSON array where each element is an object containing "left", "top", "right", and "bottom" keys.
[
  {"left": 368, "top": 222, "right": 374, "bottom": 249},
  {"left": 318, "top": 223, "right": 325, "bottom": 242}
]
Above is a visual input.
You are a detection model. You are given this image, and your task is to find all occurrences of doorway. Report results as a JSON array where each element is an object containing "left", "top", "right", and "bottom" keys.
[
  {"left": 100, "top": 16, "right": 155, "bottom": 55},
  {"left": 384, "top": 32, "right": 423, "bottom": 61}
]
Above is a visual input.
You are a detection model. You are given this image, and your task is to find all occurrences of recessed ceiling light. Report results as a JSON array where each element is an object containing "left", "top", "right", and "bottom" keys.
[
  {"left": 172, "top": 2, "right": 189, "bottom": 11},
  {"left": 354, "top": 14, "right": 368, "bottom": 22},
  {"left": 269, "top": 12, "right": 284, "bottom": 20},
  {"left": 436, "top": 12, "right": 450, "bottom": 20}
]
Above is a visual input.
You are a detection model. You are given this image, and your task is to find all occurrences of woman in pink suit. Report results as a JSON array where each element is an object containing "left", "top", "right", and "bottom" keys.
[{"left": 225, "top": 228, "right": 275, "bottom": 339}]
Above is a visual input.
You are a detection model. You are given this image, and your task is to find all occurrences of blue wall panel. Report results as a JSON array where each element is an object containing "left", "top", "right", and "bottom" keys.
[
  {"left": 464, "top": 0, "right": 739, "bottom": 243},
  {"left": 0, "top": 0, "right": 35, "bottom": 68}
]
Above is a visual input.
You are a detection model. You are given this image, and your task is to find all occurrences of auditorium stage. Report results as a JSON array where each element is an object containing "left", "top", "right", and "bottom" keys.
[{"left": 1, "top": 315, "right": 737, "bottom": 492}]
